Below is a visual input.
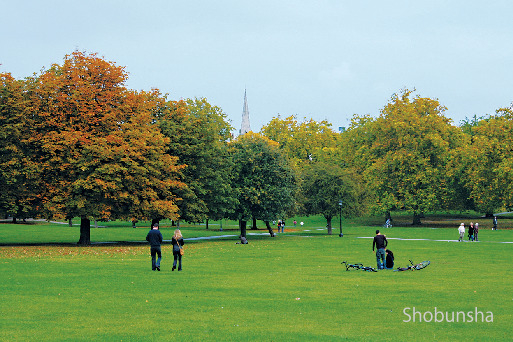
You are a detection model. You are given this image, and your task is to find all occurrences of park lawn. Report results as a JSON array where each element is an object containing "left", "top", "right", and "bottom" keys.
[{"left": 0, "top": 227, "right": 512, "bottom": 341}]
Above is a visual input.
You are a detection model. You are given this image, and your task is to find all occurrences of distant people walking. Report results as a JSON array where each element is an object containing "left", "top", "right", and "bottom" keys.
[
  {"left": 458, "top": 223, "right": 465, "bottom": 242},
  {"left": 493, "top": 216, "right": 498, "bottom": 230},
  {"left": 474, "top": 222, "right": 479, "bottom": 241},
  {"left": 468, "top": 222, "right": 475, "bottom": 241},
  {"left": 146, "top": 223, "right": 163, "bottom": 271},
  {"left": 281, "top": 220, "right": 285, "bottom": 233},
  {"left": 372, "top": 230, "right": 388, "bottom": 270},
  {"left": 172, "top": 229, "right": 185, "bottom": 271}
]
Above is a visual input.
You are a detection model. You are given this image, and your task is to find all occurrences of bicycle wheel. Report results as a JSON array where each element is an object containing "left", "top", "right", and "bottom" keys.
[{"left": 414, "top": 260, "right": 430, "bottom": 270}]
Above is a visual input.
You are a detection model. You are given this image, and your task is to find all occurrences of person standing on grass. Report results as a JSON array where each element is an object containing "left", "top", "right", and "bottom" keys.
[
  {"left": 146, "top": 223, "right": 163, "bottom": 271},
  {"left": 172, "top": 229, "right": 185, "bottom": 271},
  {"left": 372, "top": 230, "right": 388, "bottom": 270},
  {"left": 493, "top": 216, "right": 498, "bottom": 230},
  {"left": 468, "top": 222, "right": 475, "bottom": 241},
  {"left": 474, "top": 222, "right": 479, "bottom": 241},
  {"left": 458, "top": 223, "right": 465, "bottom": 242}
]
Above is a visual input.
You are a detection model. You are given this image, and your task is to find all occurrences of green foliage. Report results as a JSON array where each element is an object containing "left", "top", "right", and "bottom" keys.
[
  {"left": 341, "top": 89, "right": 466, "bottom": 223},
  {"left": 228, "top": 133, "right": 297, "bottom": 222},
  {"left": 0, "top": 73, "right": 37, "bottom": 219},
  {"left": 462, "top": 108, "right": 513, "bottom": 213},
  {"left": 260, "top": 115, "right": 340, "bottom": 166},
  {"left": 301, "top": 162, "right": 367, "bottom": 233},
  {"left": 158, "top": 98, "right": 236, "bottom": 223}
]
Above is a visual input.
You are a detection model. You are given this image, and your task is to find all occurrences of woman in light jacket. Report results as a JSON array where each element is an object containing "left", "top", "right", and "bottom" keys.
[{"left": 172, "top": 229, "right": 185, "bottom": 271}]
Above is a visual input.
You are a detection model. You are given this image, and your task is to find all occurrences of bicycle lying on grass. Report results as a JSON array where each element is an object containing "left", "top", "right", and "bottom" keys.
[
  {"left": 341, "top": 261, "right": 378, "bottom": 272},
  {"left": 394, "top": 260, "right": 430, "bottom": 272}
]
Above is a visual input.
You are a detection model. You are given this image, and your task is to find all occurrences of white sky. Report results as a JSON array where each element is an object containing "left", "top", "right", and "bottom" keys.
[{"left": 2, "top": 0, "right": 513, "bottom": 132}]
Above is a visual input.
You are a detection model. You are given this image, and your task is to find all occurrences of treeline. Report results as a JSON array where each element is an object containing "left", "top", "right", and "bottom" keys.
[{"left": 1, "top": 52, "right": 512, "bottom": 243}]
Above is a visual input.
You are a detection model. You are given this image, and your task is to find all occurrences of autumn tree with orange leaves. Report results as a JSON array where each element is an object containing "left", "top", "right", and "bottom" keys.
[{"left": 25, "top": 51, "right": 186, "bottom": 244}]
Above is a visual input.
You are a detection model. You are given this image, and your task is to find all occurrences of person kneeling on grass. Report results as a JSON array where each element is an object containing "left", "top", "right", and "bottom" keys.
[{"left": 385, "top": 249, "right": 394, "bottom": 269}]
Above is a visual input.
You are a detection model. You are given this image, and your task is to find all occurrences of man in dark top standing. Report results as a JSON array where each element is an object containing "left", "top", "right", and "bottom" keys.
[
  {"left": 372, "top": 230, "right": 388, "bottom": 270},
  {"left": 146, "top": 223, "right": 163, "bottom": 271}
]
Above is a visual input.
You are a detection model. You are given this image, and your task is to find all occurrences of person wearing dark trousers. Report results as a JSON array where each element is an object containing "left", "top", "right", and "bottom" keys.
[
  {"left": 493, "top": 216, "right": 498, "bottom": 230},
  {"left": 372, "top": 230, "right": 388, "bottom": 270},
  {"left": 146, "top": 223, "right": 163, "bottom": 271},
  {"left": 468, "top": 222, "right": 475, "bottom": 241},
  {"left": 385, "top": 249, "right": 395, "bottom": 269},
  {"left": 172, "top": 229, "right": 185, "bottom": 271},
  {"left": 474, "top": 222, "right": 479, "bottom": 241}
]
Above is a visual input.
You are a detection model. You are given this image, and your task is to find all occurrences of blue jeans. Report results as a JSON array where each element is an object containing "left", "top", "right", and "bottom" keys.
[
  {"left": 151, "top": 247, "right": 162, "bottom": 270},
  {"left": 376, "top": 248, "right": 386, "bottom": 269}
]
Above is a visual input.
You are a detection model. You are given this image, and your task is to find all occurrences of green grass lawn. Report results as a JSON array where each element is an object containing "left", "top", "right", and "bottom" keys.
[{"left": 1, "top": 216, "right": 512, "bottom": 341}]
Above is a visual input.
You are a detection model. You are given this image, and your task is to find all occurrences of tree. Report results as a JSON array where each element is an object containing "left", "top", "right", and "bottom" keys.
[
  {"left": 301, "top": 162, "right": 365, "bottom": 234},
  {"left": 260, "top": 115, "right": 339, "bottom": 166},
  {"left": 158, "top": 98, "right": 236, "bottom": 226},
  {"left": 0, "top": 73, "right": 38, "bottom": 221},
  {"left": 26, "top": 51, "right": 186, "bottom": 244},
  {"left": 228, "top": 133, "right": 297, "bottom": 238},
  {"left": 462, "top": 108, "right": 513, "bottom": 214},
  {"left": 340, "top": 89, "right": 465, "bottom": 224}
]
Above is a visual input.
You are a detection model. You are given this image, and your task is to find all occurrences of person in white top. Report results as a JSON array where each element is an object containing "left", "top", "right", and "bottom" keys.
[{"left": 458, "top": 223, "right": 465, "bottom": 242}]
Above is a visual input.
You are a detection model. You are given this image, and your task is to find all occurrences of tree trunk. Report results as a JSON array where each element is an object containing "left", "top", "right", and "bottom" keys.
[
  {"left": 240, "top": 219, "right": 247, "bottom": 238},
  {"left": 132, "top": 220, "right": 137, "bottom": 228},
  {"left": 326, "top": 216, "right": 333, "bottom": 235},
  {"left": 412, "top": 212, "right": 422, "bottom": 225},
  {"left": 77, "top": 217, "right": 91, "bottom": 245},
  {"left": 265, "top": 221, "right": 275, "bottom": 237},
  {"left": 251, "top": 217, "right": 258, "bottom": 230},
  {"left": 205, "top": 219, "right": 209, "bottom": 229},
  {"left": 12, "top": 217, "right": 17, "bottom": 224},
  {"left": 68, "top": 218, "right": 73, "bottom": 227}
]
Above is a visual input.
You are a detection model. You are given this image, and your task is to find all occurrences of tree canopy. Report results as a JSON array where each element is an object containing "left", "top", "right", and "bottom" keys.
[
  {"left": 260, "top": 115, "right": 339, "bottom": 166},
  {"left": 340, "top": 89, "right": 466, "bottom": 224},
  {"left": 228, "top": 133, "right": 297, "bottom": 237},
  {"left": 158, "top": 97, "right": 236, "bottom": 224},
  {"left": 25, "top": 51, "right": 186, "bottom": 243}
]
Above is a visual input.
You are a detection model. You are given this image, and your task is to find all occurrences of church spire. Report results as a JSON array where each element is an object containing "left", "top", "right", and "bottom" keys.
[{"left": 240, "top": 88, "right": 251, "bottom": 135}]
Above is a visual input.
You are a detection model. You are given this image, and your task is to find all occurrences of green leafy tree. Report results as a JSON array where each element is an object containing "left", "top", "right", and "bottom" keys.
[
  {"left": 228, "top": 133, "right": 297, "bottom": 238},
  {"left": 260, "top": 115, "right": 339, "bottom": 166},
  {"left": 301, "top": 162, "right": 365, "bottom": 234},
  {"left": 158, "top": 98, "right": 236, "bottom": 226},
  {"left": 0, "top": 73, "right": 38, "bottom": 221},
  {"left": 26, "top": 51, "right": 186, "bottom": 244},
  {"left": 462, "top": 108, "right": 513, "bottom": 214},
  {"left": 341, "top": 89, "right": 465, "bottom": 224}
]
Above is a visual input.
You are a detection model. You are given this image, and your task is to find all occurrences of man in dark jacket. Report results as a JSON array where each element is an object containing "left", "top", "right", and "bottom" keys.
[
  {"left": 372, "top": 230, "right": 388, "bottom": 270},
  {"left": 146, "top": 223, "right": 163, "bottom": 271}
]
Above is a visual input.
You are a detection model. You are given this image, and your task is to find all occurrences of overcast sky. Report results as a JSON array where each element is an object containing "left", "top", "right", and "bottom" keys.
[{"left": 2, "top": 0, "right": 513, "bottom": 132}]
